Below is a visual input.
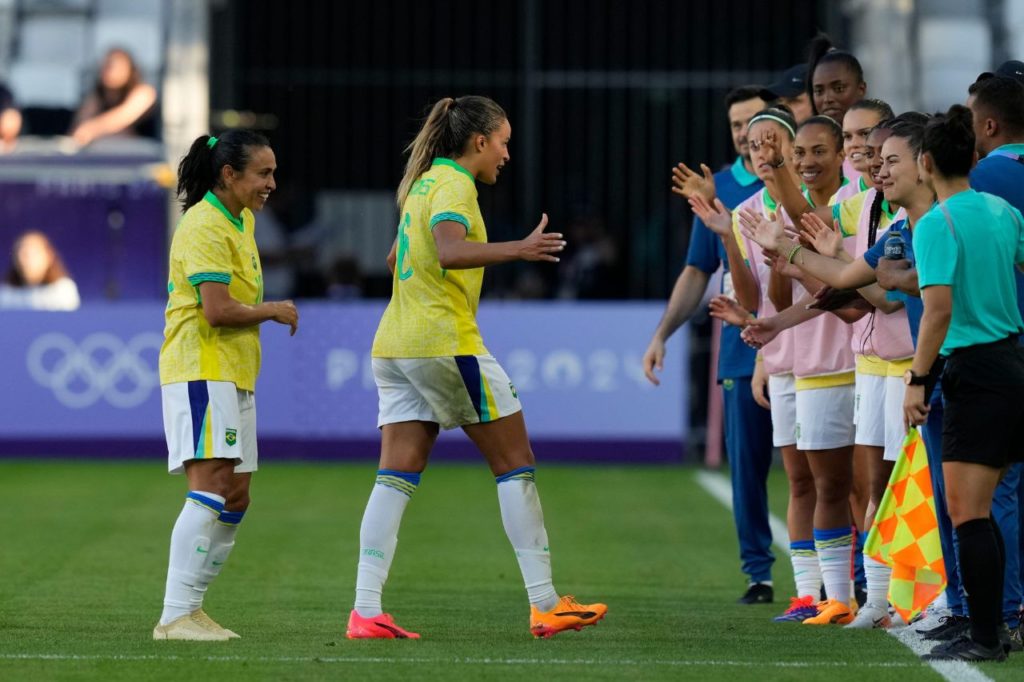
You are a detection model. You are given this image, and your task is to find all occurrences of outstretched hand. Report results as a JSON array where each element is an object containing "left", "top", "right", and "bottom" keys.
[
  {"left": 517, "top": 213, "right": 566, "bottom": 262},
  {"left": 671, "top": 162, "right": 717, "bottom": 203},
  {"left": 741, "top": 315, "right": 780, "bottom": 349},
  {"left": 689, "top": 195, "right": 733, "bottom": 237},
  {"left": 709, "top": 295, "right": 753, "bottom": 327},
  {"left": 799, "top": 212, "right": 843, "bottom": 258},
  {"left": 739, "top": 209, "right": 788, "bottom": 253}
]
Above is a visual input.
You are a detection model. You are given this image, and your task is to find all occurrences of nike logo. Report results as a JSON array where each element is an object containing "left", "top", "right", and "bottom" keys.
[
  {"left": 554, "top": 611, "right": 597, "bottom": 619},
  {"left": 373, "top": 621, "right": 410, "bottom": 638},
  {"left": 212, "top": 561, "right": 224, "bottom": 566}
]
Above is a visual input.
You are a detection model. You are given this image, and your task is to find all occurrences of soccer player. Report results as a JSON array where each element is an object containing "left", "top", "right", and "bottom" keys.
[
  {"left": 806, "top": 35, "right": 867, "bottom": 180},
  {"left": 907, "top": 105, "right": 1024, "bottom": 662},
  {"left": 645, "top": 87, "right": 776, "bottom": 605},
  {"left": 154, "top": 130, "right": 299, "bottom": 641},
  {"left": 346, "top": 96, "right": 606, "bottom": 640}
]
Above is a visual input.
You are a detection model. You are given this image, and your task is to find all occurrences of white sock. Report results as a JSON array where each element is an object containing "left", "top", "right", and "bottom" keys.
[
  {"left": 496, "top": 467, "right": 559, "bottom": 612},
  {"left": 160, "top": 491, "right": 225, "bottom": 625},
  {"left": 814, "top": 528, "right": 853, "bottom": 604},
  {"left": 354, "top": 470, "right": 419, "bottom": 618},
  {"left": 789, "top": 541, "right": 822, "bottom": 599},
  {"left": 864, "top": 555, "right": 891, "bottom": 609},
  {"left": 193, "top": 509, "right": 245, "bottom": 610}
]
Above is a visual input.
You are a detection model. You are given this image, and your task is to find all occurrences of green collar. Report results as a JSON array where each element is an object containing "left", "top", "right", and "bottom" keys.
[
  {"left": 762, "top": 187, "right": 779, "bottom": 213},
  {"left": 203, "top": 191, "right": 244, "bottom": 232},
  {"left": 881, "top": 198, "right": 898, "bottom": 221},
  {"left": 432, "top": 157, "right": 476, "bottom": 182},
  {"left": 991, "top": 142, "right": 1024, "bottom": 155},
  {"left": 730, "top": 156, "right": 760, "bottom": 188},
  {"left": 858, "top": 176, "right": 869, "bottom": 193}
]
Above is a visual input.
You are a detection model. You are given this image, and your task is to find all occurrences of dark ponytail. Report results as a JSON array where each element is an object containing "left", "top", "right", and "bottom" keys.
[
  {"left": 921, "top": 105, "right": 975, "bottom": 178},
  {"left": 176, "top": 129, "right": 270, "bottom": 212},
  {"left": 806, "top": 34, "right": 865, "bottom": 115}
]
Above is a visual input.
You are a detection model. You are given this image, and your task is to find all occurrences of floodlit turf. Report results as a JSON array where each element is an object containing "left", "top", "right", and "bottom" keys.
[{"left": 0, "top": 460, "right": 1021, "bottom": 681}]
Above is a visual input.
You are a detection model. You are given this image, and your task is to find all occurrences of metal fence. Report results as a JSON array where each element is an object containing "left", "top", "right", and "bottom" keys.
[{"left": 210, "top": 0, "right": 840, "bottom": 299}]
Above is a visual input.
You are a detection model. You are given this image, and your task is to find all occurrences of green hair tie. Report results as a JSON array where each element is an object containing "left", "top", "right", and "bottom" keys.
[{"left": 206, "top": 136, "right": 219, "bottom": 149}]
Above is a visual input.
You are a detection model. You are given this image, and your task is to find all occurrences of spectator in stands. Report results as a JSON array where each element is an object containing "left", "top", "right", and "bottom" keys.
[
  {"left": 0, "top": 231, "right": 80, "bottom": 310},
  {"left": 0, "top": 82, "right": 22, "bottom": 152},
  {"left": 69, "top": 47, "right": 157, "bottom": 146}
]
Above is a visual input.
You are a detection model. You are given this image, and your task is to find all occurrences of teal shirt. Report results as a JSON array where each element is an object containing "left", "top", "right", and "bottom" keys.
[{"left": 914, "top": 189, "right": 1024, "bottom": 354}]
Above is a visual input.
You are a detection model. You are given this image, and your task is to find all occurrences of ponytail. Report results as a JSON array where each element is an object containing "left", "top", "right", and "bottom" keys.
[
  {"left": 176, "top": 129, "right": 270, "bottom": 212},
  {"left": 396, "top": 95, "right": 507, "bottom": 210},
  {"left": 806, "top": 33, "right": 864, "bottom": 115},
  {"left": 921, "top": 105, "right": 975, "bottom": 178}
]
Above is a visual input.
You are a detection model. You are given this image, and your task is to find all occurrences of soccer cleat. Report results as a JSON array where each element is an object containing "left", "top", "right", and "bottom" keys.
[
  {"left": 346, "top": 610, "right": 420, "bottom": 639},
  {"left": 772, "top": 595, "right": 819, "bottom": 623},
  {"left": 1009, "top": 622, "right": 1024, "bottom": 653},
  {"left": 737, "top": 583, "right": 773, "bottom": 605},
  {"left": 802, "top": 599, "right": 855, "bottom": 625},
  {"left": 920, "top": 614, "right": 971, "bottom": 641},
  {"left": 194, "top": 609, "right": 240, "bottom": 639},
  {"left": 999, "top": 623, "right": 1021, "bottom": 654},
  {"left": 530, "top": 595, "right": 607, "bottom": 639},
  {"left": 921, "top": 634, "right": 1007, "bottom": 662},
  {"left": 152, "top": 611, "right": 230, "bottom": 641},
  {"left": 843, "top": 603, "right": 891, "bottom": 630}
]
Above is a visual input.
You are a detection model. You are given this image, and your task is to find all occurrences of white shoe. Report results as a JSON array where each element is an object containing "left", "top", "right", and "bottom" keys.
[
  {"left": 843, "top": 603, "right": 891, "bottom": 630},
  {"left": 913, "top": 606, "right": 951, "bottom": 634},
  {"left": 153, "top": 611, "right": 230, "bottom": 641},
  {"left": 194, "top": 608, "right": 240, "bottom": 639}
]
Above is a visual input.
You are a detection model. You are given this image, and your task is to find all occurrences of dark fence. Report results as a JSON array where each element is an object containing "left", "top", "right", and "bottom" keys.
[{"left": 210, "top": 0, "right": 841, "bottom": 299}]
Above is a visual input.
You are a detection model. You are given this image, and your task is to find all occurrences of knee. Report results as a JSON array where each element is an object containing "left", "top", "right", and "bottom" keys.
[
  {"left": 788, "top": 475, "right": 816, "bottom": 501},
  {"left": 225, "top": 490, "right": 251, "bottom": 512},
  {"left": 814, "top": 476, "right": 850, "bottom": 505}
]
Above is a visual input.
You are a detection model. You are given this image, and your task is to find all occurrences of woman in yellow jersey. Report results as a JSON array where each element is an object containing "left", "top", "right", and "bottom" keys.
[
  {"left": 154, "top": 130, "right": 298, "bottom": 641},
  {"left": 346, "top": 96, "right": 606, "bottom": 640}
]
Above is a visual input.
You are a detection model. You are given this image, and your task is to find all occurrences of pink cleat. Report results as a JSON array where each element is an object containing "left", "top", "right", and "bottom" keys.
[{"left": 346, "top": 610, "right": 420, "bottom": 639}]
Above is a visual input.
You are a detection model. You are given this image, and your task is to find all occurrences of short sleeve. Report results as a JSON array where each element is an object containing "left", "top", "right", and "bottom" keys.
[
  {"left": 429, "top": 177, "right": 474, "bottom": 234},
  {"left": 913, "top": 213, "right": 957, "bottom": 289},
  {"left": 182, "top": 227, "right": 234, "bottom": 286},
  {"left": 1012, "top": 207, "right": 1024, "bottom": 266},
  {"left": 685, "top": 216, "right": 721, "bottom": 274},
  {"left": 833, "top": 192, "right": 865, "bottom": 237},
  {"left": 862, "top": 231, "right": 889, "bottom": 269}
]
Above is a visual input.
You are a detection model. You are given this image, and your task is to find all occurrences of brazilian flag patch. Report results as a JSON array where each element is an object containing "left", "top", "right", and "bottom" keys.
[{"left": 225, "top": 429, "right": 237, "bottom": 446}]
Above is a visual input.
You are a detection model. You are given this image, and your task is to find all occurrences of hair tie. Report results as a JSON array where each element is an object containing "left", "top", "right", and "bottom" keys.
[
  {"left": 206, "top": 136, "right": 219, "bottom": 149},
  {"left": 447, "top": 98, "right": 458, "bottom": 112},
  {"left": 747, "top": 113, "right": 796, "bottom": 139}
]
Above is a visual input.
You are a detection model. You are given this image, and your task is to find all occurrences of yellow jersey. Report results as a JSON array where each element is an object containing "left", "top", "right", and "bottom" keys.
[
  {"left": 372, "top": 158, "right": 489, "bottom": 357},
  {"left": 160, "top": 191, "right": 264, "bottom": 392}
]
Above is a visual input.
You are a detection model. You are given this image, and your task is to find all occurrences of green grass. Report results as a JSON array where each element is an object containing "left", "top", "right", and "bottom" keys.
[{"left": 0, "top": 460, "right": 1019, "bottom": 681}]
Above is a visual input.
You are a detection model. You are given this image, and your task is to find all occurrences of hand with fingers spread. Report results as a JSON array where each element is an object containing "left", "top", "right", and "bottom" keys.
[
  {"left": 738, "top": 208, "right": 790, "bottom": 254},
  {"left": 741, "top": 315, "right": 781, "bottom": 349},
  {"left": 799, "top": 212, "right": 843, "bottom": 259},
  {"left": 671, "top": 162, "right": 717, "bottom": 203},
  {"left": 517, "top": 213, "right": 566, "bottom": 262},
  {"left": 688, "top": 195, "right": 733, "bottom": 237},
  {"left": 708, "top": 294, "right": 753, "bottom": 327}
]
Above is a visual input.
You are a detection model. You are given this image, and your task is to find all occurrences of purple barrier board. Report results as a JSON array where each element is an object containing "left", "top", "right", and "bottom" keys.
[
  {"left": 0, "top": 154, "right": 169, "bottom": 301},
  {"left": 0, "top": 302, "right": 687, "bottom": 461}
]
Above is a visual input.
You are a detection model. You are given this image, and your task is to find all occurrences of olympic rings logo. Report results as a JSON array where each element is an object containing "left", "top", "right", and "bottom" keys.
[{"left": 26, "top": 332, "right": 163, "bottom": 409}]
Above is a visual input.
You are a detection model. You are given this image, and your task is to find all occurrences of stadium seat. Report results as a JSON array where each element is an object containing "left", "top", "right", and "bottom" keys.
[{"left": 16, "top": 16, "right": 89, "bottom": 64}]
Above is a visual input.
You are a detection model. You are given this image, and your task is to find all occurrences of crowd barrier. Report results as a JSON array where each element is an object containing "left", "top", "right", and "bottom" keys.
[{"left": 0, "top": 302, "right": 688, "bottom": 462}]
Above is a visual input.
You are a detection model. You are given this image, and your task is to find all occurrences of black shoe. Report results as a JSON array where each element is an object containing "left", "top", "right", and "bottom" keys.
[
  {"left": 737, "top": 583, "right": 773, "bottom": 604},
  {"left": 999, "top": 622, "right": 1022, "bottom": 654},
  {"left": 919, "top": 615, "right": 971, "bottom": 641},
  {"left": 854, "top": 584, "right": 867, "bottom": 609},
  {"left": 921, "top": 634, "right": 1007, "bottom": 662}
]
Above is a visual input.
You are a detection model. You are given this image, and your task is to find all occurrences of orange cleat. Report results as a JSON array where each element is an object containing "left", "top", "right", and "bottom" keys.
[
  {"left": 530, "top": 595, "right": 607, "bottom": 638},
  {"left": 802, "top": 599, "right": 855, "bottom": 625},
  {"left": 346, "top": 610, "right": 420, "bottom": 639}
]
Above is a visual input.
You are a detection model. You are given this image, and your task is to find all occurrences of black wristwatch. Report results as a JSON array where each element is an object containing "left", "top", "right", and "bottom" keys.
[{"left": 903, "top": 369, "right": 930, "bottom": 386}]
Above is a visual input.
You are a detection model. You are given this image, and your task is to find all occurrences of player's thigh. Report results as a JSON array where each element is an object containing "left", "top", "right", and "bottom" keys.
[
  {"left": 379, "top": 420, "right": 439, "bottom": 472},
  {"left": 462, "top": 411, "right": 535, "bottom": 477},
  {"left": 163, "top": 380, "right": 244, "bottom": 479}
]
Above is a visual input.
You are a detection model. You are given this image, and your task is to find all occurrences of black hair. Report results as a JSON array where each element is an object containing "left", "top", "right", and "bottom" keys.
[
  {"left": 797, "top": 114, "right": 844, "bottom": 151},
  {"left": 176, "top": 129, "right": 271, "bottom": 212},
  {"left": 724, "top": 85, "right": 766, "bottom": 110},
  {"left": 849, "top": 98, "right": 894, "bottom": 121},
  {"left": 864, "top": 113, "right": 929, "bottom": 248},
  {"left": 747, "top": 104, "right": 798, "bottom": 139},
  {"left": 922, "top": 105, "right": 975, "bottom": 178},
  {"left": 968, "top": 76, "right": 1024, "bottom": 137},
  {"left": 397, "top": 95, "right": 507, "bottom": 209},
  {"left": 806, "top": 34, "right": 865, "bottom": 115}
]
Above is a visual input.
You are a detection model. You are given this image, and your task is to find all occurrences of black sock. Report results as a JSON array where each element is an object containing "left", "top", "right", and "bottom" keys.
[
  {"left": 956, "top": 518, "right": 1003, "bottom": 648},
  {"left": 989, "top": 514, "right": 1006, "bottom": 569}
]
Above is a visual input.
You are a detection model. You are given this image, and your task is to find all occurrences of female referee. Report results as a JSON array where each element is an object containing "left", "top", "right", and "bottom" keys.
[
  {"left": 345, "top": 96, "right": 607, "bottom": 640},
  {"left": 154, "top": 130, "right": 298, "bottom": 641}
]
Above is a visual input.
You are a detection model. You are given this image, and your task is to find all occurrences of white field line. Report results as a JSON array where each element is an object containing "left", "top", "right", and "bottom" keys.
[
  {"left": 695, "top": 469, "right": 994, "bottom": 682},
  {"left": 0, "top": 653, "right": 923, "bottom": 668}
]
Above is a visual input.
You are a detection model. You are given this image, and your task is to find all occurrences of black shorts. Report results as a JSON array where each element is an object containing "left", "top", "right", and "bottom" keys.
[{"left": 941, "top": 337, "right": 1024, "bottom": 468}]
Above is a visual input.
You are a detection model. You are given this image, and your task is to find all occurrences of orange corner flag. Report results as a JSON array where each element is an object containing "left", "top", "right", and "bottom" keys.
[{"left": 864, "top": 428, "right": 947, "bottom": 623}]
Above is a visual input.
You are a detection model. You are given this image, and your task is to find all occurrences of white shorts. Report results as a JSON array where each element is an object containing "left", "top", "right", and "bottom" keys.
[
  {"left": 882, "top": 376, "right": 908, "bottom": 462},
  {"left": 854, "top": 371, "right": 886, "bottom": 447},
  {"left": 162, "top": 380, "right": 257, "bottom": 475},
  {"left": 795, "top": 384, "right": 855, "bottom": 451},
  {"left": 373, "top": 354, "right": 522, "bottom": 431},
  {"left": 768, "top": 373, "right": 797, "bottom": 447}
]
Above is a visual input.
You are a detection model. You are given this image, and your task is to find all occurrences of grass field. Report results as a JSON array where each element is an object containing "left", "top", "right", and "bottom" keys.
[{"left": 0, "top": 460, "right": 1021, "bottom": 681}]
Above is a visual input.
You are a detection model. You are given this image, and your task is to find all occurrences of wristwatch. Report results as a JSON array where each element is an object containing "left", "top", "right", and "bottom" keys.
[{"left": 903, "top": 369, "right": 929, "bottom": 386}]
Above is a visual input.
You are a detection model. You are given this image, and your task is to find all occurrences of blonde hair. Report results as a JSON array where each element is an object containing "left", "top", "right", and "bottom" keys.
[{"left": 396, "top": 96, "right": 507, "bottom": 210}]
